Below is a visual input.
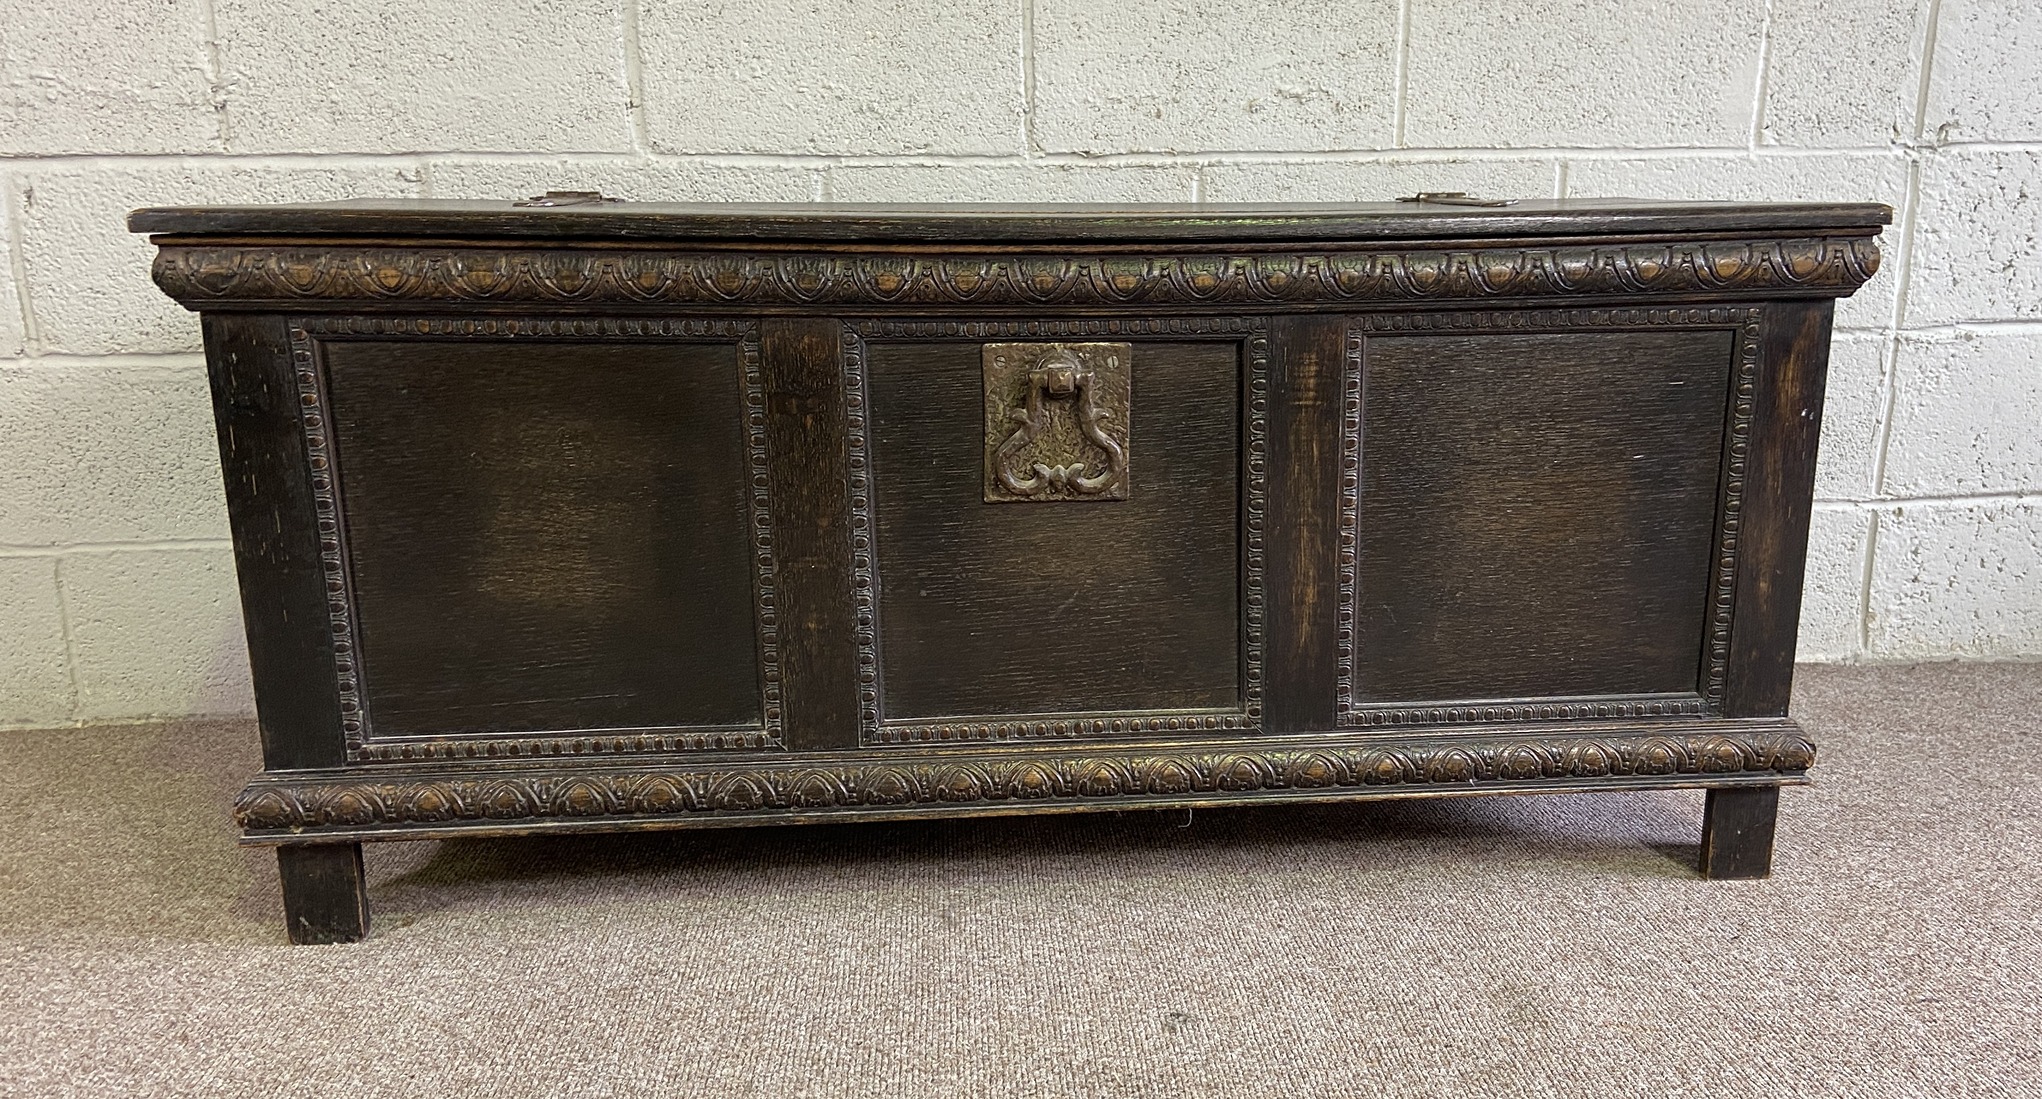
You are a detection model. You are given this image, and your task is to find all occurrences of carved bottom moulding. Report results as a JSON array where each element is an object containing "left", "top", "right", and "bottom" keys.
[
  {"left": 235, "top": 722, "right": 1815, "bottom": 842},
  {"left": 134, "top": 195, "right": 1884, "bottom": 942}
]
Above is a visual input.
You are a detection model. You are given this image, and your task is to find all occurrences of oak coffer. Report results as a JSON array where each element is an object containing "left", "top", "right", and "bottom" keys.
[{"left": 131, "top": 196, "right": 1888, "bottom": 943}]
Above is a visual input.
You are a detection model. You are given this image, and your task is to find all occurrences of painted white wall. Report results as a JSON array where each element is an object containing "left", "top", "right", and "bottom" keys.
[{"left": 3, "top": 0, "right": 2038, "bottom": 727}]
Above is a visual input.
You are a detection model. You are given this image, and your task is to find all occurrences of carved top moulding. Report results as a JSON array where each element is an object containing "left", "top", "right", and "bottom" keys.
[{"left": 134, "top": 199, "right": 1889, "bottom": 311}]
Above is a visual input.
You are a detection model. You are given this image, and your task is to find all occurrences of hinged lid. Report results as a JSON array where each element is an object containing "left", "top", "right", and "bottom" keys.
[{"left": 128, "top": 198, "right": 1893, "bottom": 245}]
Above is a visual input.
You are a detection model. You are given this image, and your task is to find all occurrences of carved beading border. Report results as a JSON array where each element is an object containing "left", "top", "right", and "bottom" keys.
[
  {"left": 156, "top": 236, "right": 1881, "bottom": 311},
  {"left": 234, "top": 722, "right": 1816, "bottom": 839},
  {"left": 1334, "top": 306, "right": 1763, "bottom": 726},
  {"left": 288, "top": 315, "right": 784, "bottom": 761},
  {"left": 848, "top": 316, "right": 1268, "bottom": 745},
  {"left": 839, "top": 327, "right": 883, "bottom": 741},
  {"left": 1335, "top": 324, "right": 1363, "bottom": 727},
  {"left": 288, "top": 323, "right": 362, "bottom": 749},
  {"left": 1706, "top": 310, "right": 1763, "bottom": 707}
]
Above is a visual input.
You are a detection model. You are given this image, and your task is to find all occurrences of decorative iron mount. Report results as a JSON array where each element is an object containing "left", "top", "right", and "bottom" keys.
[{"left": 983, "top": 343, "right": 1133, "bottom": 503}]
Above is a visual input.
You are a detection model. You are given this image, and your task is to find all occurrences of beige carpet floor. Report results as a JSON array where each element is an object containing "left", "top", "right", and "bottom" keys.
[{"left": 0, "top": 662, "right": 2037, "bottom": 1097}]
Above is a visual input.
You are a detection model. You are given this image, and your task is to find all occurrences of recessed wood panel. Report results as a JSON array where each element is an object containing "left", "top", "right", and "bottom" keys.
[
  {"left": 867, "top": 341, "right": 1241, "bottom": 720},
  {"left": 1353, "top": 329, "right": 1733, "bottom": 702},
  {"left": 323, "top": 340, "right": 761, "bottom": 737}
]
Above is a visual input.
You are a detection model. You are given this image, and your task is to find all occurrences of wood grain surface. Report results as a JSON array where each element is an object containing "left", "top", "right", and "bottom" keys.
[
  {"left": 759, "top": 319, "right": 864, "bottom": 750},
  {"left": 129, "top": 197, "right": 1892, "bottom": 244},
  {"left": 1352, "top": 328, "right": 1735, "bottom": 702},
  {"left": 202, "top": 314, "right": 350, "bottom": 769},
  {"left": 323, "top": 339, "right": 762, "bottom": 737},
  {"left": 867, "top": 340, "right": 1242, "bottom": 720},
  {"left": 1261, "top": 316, "right": 1347, "bottom": 732},
  {"left": 1724, "top": 301, "right": 1836, "bottom": 718}
]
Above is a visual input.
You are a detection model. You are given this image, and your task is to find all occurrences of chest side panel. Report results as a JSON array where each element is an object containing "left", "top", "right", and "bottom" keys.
[
  {"left": 1346, "top": 319, "right": 1738, "bottom": 712},
  {"left": 321, "top": 336, "right": 767, "bottom": 745}
]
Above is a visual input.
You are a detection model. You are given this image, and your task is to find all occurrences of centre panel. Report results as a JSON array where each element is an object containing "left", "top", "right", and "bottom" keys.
[{"left": 862, "top": 333, "right": 1251, "bottom": 743}]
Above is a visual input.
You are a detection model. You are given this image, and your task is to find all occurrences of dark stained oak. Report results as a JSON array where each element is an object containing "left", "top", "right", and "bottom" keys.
[
  {"left": 139, "top": 200, "right": 1878, "bottom": 942},
  {"left": 129, "top": 197, "right": 1892, "bottom": 244},
  {"left": 1261, "top": 316, "right": 1347, "bottom": 733},
  {"left": 323, "top": 340, "right": 762, "bottom": 738},
  {"left": 867, "top": 340, "right": 1241, "bottom": 720},
  {"left": 1723, "top": 301, "right": 1836, "bottom": 718},
  {"left": 1352, "top": 329, "right": 1734, "bottom": 702},
  {"left": 1701, "top": 785, "right": 1782, "bottom": 879},
  {"left": 277, "top": 844, "right": 368, "bottom": 945},
  {"left": 760, "top": 319, "right": 863, "bottom": 750},
  {"left": 202, "top": 314, "right": 348, "bottom": 770}
]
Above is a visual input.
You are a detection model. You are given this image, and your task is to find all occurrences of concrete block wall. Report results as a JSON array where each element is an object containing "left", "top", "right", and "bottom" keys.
[{"left": 2, "top": 0, "right": 2037, "bottom": 726}]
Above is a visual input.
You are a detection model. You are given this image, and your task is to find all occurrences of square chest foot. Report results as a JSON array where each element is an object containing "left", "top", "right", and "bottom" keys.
[
  {"left": 277, "top": 843, "right": 369, "bottom": 944},
  {"left": 1700, "top": 785, "right": 1781, "bottom": 880}
]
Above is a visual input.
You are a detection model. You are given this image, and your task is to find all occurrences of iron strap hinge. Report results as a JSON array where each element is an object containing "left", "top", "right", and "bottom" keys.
[
  {"left": 1396, "top": 192, "right": 1519, "bottom": 207},
  {"left": 512, "top": 190, "right": 623, "bottom": 208}
]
